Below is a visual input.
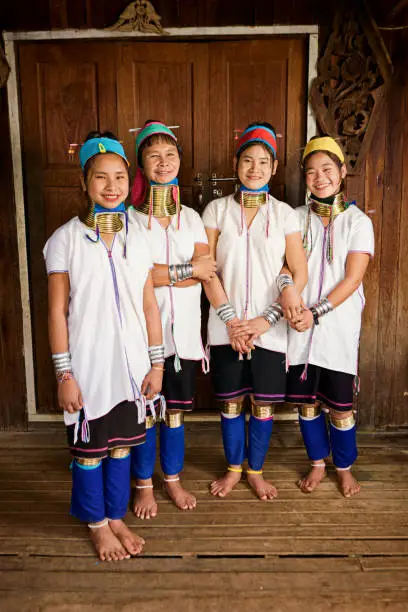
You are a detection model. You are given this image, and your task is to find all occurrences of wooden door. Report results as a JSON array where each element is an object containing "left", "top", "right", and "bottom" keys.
[
  {"left": 18, "top": 37, "right": 307, "bottom": 415},
  {"left": 116, "top": 42, "right": 210, "bottom": 206},
  {"left": 19, "top": 42, "right": 118, "bottom": 413},
  {"left": 209, "top": 39, "right": 306, "bottom": 207}
]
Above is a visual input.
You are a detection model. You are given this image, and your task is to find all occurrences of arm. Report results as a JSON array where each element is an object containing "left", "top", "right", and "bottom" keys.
[
  {"left": 151, "top": 242, "right": 216, "bottom": 288},
  {"left": 291, "top": 252, "right": 370, "bottom": 331},
  {"left": 48, "top": 273, "right": 83, "bottom": 413},
  {"left": 141, "top": 271, "right": 164, "bottom": 399},
  {"left": 203, "top": 228, "right": 252, "bottom": 354},
  {"left": 278, "top": 233, "right": 308, "bottom": 321}
]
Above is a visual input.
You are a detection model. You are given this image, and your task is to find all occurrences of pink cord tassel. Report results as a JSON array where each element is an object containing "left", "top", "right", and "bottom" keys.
[
  {"left": 148, "top": 189, "right": 153, "bottom": 230},
  {"left": 300, "top": 363, "right": 308, "bottom": 381},
  {"left": 240, "top": 193, "right": 244, "bottom": 236},
  {"left": 173, "top": 185, "right": 181, "bottom": 230}
]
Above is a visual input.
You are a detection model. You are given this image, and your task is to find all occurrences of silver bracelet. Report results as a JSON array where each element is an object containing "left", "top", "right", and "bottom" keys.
[
  {"left": 168, "top": 264, "right": 177, "bottom": 286},
  {"left": 276, "top": 274, "right": 294, "bottom": 293},
  {"left": 314, "top": 297, "right": 333, "bottom": 318},
  {"left": 175, "top": 262, "right": 193, "bottom": 281},
  {"left": 52, "top": 352, "right": 72, "bottom": 373},
  {"left": 262, "top": 302, "right": 283, "bottom": 327},
  {"left": 148, "top": 344, "right": 165, "bottom": 364},
  {"left": 215, "top": 303, "right": 237, "bottom": 324}
]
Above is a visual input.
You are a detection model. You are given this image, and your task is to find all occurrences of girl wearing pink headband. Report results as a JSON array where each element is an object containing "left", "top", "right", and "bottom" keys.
[
  {"left": 202, "top": 122, "right": 308, "bottom": 501},
  {"left": 129, "top": 120, "right": 216, "bottom": 518}
]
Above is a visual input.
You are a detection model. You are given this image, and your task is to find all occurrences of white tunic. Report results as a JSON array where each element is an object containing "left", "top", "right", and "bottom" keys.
[
  {"left": 44, "top": 217, "right": 153, "bottom": 426},
  {"left": 287, "top": 205, "right": 375, "bottom": 375},
  {"left": 202, "top": 193, "right": 300, "bottom": 353},
  {"left": 129, "top": 206, "right": 208, "bottom": 361}
]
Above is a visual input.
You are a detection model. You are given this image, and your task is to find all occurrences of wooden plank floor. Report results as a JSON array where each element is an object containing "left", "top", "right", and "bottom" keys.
[{"left": 1, "top": 423, "right": 408, "bottom": 611}]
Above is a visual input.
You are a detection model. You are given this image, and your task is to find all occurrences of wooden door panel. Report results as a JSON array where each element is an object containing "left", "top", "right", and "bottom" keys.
[
  {"left": 19, "top": 42, "right": 117, "bottom": 412},
  {"left": 209, "top": 39, "right": 306, "bottom": 206},
  {"left": 117, "top": 42, "right": 210, "bottom": 207}
]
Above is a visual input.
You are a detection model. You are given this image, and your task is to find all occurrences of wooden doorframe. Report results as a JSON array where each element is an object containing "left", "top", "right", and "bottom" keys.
[{"left": 3, "top": 25, "right": 318, "bottom": 422}]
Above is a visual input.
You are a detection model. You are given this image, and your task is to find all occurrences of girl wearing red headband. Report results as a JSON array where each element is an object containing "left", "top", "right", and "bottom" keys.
[{"left": 202, "top": 122, "right": 308, "bottom": 500}]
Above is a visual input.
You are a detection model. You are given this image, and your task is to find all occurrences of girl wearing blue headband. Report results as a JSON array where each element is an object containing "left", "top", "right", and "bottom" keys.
[
  {"left": 202, "top": 121, "right": 308, "bottom": 501},
  {"left": 44, "top": 130, "right": 164, "bottom": 561},
  {"left": 129, "top": 120, "right": 216, "bottom": 519}
]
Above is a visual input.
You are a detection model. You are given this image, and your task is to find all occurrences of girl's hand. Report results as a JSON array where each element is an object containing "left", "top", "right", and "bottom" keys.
[
  {"left": 229, "top": 317, "right": 270, "bottom": 342},
  {"left": 192, "top": 254, "right": 217, "bottom": 282},
  {"left": 141, "top": 367, "right": 164, "bottom": 400},
  {"left": 231, "top": 335, "right": 254, "bottom": 355},
  {"left": 58, "top": 377, "right": 83, "bottom": 414},
  {"left": 289, "top": 309, "right": 314, "bottom": 332},
  {"left": 279, "top": 286, "right": 303, "bottom": 321}
]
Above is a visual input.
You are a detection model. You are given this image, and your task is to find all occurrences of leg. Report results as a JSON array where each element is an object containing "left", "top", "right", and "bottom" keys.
[
  {"left": 329, "top": 410, "right": 360, "bottom": 498},
  {"left": 105, "top": 447, "right": 145, "bottom": 555},
  {"left": 160, "top": 411, "right": 196, "bottom": 511},
  {"left": 210, "top": 399, "right": 246, "bottom": 498},
  {"left": 131, "top": 415, "right": 158, "bottom": 519},
  {"left": 297, "top": 403, "right": 330, "bottom": 493},
  {"left": 71, "top": 457, "right": 127, "bottom": 562},
  {"left": 246, "top": 399, "right": 277, "bottom": 500}
]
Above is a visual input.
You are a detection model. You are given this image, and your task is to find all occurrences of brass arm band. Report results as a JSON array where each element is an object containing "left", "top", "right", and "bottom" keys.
[
  {"left": 251, "top": 402, "right": 274, "bottom": 419},
  {"left": 109, "top": 447, "right": 131, "bottom": 459},
  {"left": 164, "top": 411, "right": 184, "bottom": 428},
  {"left": 222, "top": 400, "right": 244, "bottom": 417},
  {"left": 330, "top": 414, "right": 355, "bottom": 429},
  {"left": 299, "top": 403, "right": 321, "bottom": 418},
  {"left": 76, "top": 457, "right": 101, "bottom": 467},
  {"left": 145, "top": 415, "right": 156, "bottom": 429}
]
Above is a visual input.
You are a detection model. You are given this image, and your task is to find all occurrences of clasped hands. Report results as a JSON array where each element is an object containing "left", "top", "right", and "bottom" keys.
[{"left": 227, "top": 286, "right": 312, "bottom": 355}]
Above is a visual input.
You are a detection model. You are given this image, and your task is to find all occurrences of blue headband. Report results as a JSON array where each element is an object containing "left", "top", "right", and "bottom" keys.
[{"left": 79, "top": 137, "right": 129, "bottom": 170}]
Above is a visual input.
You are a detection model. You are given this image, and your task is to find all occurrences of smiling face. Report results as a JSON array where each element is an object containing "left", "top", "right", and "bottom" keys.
[
  {"left": 237, "top": 144, "right": 277, "bottom": 191},
  {"left": 85, "top": 153, "right": 129, "bottom": 209},
  {"left": 141, "top": 138, "right": 180, "bottom": 184},
  {"left": 304, "top": 151, "right": 347, "bottom": 199}
]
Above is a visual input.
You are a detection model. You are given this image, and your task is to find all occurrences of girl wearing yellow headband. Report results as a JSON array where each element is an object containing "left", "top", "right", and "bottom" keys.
[{"left": 286, "top": 135, "right": 374, "bottom": 498}]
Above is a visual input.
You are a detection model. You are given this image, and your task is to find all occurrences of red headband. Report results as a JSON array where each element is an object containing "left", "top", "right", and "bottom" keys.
[{"left": 237, "top": 127, "right": 277, "bottom": 157}]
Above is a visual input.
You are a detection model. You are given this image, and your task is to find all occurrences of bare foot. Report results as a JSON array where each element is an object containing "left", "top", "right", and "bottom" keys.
[
  {"left": 89, "top": 523, "right": 129, "bottom": 562},
  {"left": 246, "top": 472, "right": 277, "bottom": 500},
  {"left": 109, "top": 519, "right": 145, "bottom": 556},
  {"left": 297, "top": 464, "right": 326, "bottom": 494},
  {"left": 336, "top": 469, "right": 361, "bottom": 498},
  {"left": 133, "top": 480, "right": 158, "bottom": 520},
  {"left": 210, "top": 470, "right": 242, "bottom": 498},
  {"left": 164, "top": 477, "right": 197, "bottom": 510}
]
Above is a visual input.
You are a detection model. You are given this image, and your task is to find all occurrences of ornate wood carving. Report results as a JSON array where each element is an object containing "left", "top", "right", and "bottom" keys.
[
  {"left": 310, "top": 1, "right": 392, "bottom": 174},
  {"left": 106, "top": 1, "right": 168, "bottom": 34}
]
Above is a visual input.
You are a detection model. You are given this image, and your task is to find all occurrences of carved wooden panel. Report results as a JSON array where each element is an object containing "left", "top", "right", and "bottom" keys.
[{"left": 310, "top": 2, "right": 392, "bottom": 174}]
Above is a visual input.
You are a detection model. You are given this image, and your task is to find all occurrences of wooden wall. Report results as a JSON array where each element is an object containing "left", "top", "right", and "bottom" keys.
[{"left": 0, "top": 0, "right": 407, "bottom": 428}]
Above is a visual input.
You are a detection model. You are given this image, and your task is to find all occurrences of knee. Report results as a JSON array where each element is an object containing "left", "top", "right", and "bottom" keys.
[
  {"left": 109, "top": 447, "right": 130, "bottom": 459},
  {"left": 164, "top": 411, "right": 184, "bottom": 428},
  {"left": 329, "top": 408, "right": 355, "bottom": 428},
  {"left": 250, "top": 396, "right": 274, "bottom": 420},
  {"left": 221, "top": 398, "right": 244, "bottom": 419},
  {"left": 298, "top": 402, "right": 322, "bottom": 420},
  {"left": 75, "top": 457, "right": 102, "bottom": 467}
]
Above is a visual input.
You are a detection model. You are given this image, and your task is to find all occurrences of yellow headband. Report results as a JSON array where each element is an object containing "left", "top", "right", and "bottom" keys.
[{"left": 302, "top": 137, "right": 345, "bottom": 164}]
